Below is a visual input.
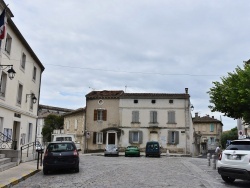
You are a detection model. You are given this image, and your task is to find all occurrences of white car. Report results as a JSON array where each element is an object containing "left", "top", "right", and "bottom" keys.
[{"left": 217, "top": 139, "right": 250, "bottom": 183}]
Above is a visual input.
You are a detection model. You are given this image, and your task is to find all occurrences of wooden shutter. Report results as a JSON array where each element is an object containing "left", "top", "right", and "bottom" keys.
[
  {"left": 139, "top": 131, "right": 143, "bottom": 144},
  {"left": 93, "top": 132, "right": 96, "bottom": 144},
  {"left": 150, "top": 111, "right": 153, "bottom": 122},
  {"left": 103, "top": 132, "right": 106, "bottom": 144},
  {"left": 94, "top": 110, "right": 97, "bottom": 121},
  {"left": 129, "top": 131, "right": 132, "bottom": 144},
  {"left": 168, "top": 111, "right": 175, "bottom": 123},
  {"left": 103, "top": 110, "right": 107, "bottom": 121},
  {"left": 175, "top": 131, "right": 179, "bottom": 144},
  {"left": 168, "top": 131, "right": 172, "bottom": 143}
]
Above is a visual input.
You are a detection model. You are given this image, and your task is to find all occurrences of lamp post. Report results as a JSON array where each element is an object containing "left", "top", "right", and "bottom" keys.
[{"left": 0, "top": 65, "right": 16, "bottom": 80}]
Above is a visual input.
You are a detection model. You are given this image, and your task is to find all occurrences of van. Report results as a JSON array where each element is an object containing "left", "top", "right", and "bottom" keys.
[
  {"left": 52, "top": 134, "right": 81, "bottom": 151},
  {"left": 145, "top": 141, "right": 161, "bottom": 157}
]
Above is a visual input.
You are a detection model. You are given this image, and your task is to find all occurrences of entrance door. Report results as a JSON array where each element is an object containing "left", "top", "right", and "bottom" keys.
[
  {"left": 150, "top": 133, "right": 158, "bottom": 141},
  {"left": 13, "top": 121, "right": 20, "bottom": 149},
  {"left": 108, "top": 132, "right": 116, "bottom": 145}
]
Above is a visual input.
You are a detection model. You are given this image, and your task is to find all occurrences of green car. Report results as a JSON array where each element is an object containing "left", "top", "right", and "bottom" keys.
[{"left": 125, "top": 146, "right": 140, "bottom": 157}]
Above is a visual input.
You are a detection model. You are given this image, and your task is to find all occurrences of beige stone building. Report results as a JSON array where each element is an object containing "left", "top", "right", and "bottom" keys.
[
  {"left": 62, "top": 108, "right": 85, "bottom": 152},
  {"left": 193, "top": 113, "right": 223, "bottom": 154}
]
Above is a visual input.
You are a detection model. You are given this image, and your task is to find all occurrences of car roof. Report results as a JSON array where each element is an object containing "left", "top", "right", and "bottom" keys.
[
  {"left": 49, "top": 141, "right": 75, "bottom": 144},
  {"left": 231, "top": 139, "right": 250, "bottom": 142},
  {"left": 146, "top": 141, "right": 159, "bottom": 144}
]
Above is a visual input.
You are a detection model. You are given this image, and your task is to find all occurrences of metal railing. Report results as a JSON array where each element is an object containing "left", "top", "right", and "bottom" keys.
[
  {"left": 20, "top": 141, "right": 43, "bottom": 162},
  {"left": 0, "top": 132, "right": 17, "bottom": 150}
]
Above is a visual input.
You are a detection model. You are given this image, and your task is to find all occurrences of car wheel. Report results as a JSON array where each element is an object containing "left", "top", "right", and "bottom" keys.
[
  {"left": 125, "top": 154, "right": 127, "bottom": 157},
  {"left": 138, "top": 154, "right": 140, "bottom": 157},
  {"left": 75, "top": 166, "right": 79, "bottom": 173},
  {"left": 221, "top": 175, "right": 235, "bottom": 183},
  {"left": 43, "top": 168, "right": 48, "bottom": 175},
  {"left": 146, "top": 154, "right": 148, "bottom": 157}
]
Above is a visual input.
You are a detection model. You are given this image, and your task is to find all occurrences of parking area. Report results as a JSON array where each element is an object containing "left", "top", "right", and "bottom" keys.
[{"left": 12, "top": 155, "right": 250, "bottom": 188}]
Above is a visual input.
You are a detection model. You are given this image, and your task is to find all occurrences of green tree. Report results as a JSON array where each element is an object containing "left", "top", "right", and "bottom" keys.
[
  {"left": 41, "top": 114, "right": 64, "bottom": 142},
  {"left": 208, "top": 63, "right": 250, "bottom": 123},
  {"left": 220, "top": 127, "right": 238, "bottom": 149}
]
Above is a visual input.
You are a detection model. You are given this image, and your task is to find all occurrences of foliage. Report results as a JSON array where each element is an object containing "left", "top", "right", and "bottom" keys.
[
  {"left": 220, "top": 127, "right": 238, "bottom": 149},
  {"left": 208, "top": 63, "right": 250, "bottom": 123},
  {"left": 41, "top": 114, "right": 64, "bottom": 142}
]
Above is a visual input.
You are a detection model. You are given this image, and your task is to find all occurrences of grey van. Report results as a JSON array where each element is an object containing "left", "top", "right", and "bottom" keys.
[{"left": 145, "top": 141, "right": 161, "bottom": 157}]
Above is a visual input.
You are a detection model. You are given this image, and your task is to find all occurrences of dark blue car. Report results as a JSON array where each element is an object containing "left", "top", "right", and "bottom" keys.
[{"left": 145, "top": 141, "right": 161, "bottom": 157}]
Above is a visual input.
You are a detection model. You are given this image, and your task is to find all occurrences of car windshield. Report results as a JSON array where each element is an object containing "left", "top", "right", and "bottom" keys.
[
  {"left": 56, "top": 137, "right": 72, "bottom": 141},
  {"left": 127, "top": 146, "right": 137, "bottom": 149},
  {"left": 106, "top": 145, "right": 116, "bottom": 149},
  {"left": 226, "top": 141, "right": 250, "bottom": 150},
  {"left": 147, "top": 143, "right": 158, "bottom": 149},
  {"left": 47, "top": 143, "right": 75, "bottom": 152}
]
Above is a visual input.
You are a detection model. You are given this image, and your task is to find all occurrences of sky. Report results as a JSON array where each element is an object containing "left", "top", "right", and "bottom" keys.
[{"left": 5, "top": 0, "right": 250, "bottom": 131}]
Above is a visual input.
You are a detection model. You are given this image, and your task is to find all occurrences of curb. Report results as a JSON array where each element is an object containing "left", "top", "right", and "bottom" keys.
[{"left": 0, "top": 169, "right": 41, "bottom": 188}]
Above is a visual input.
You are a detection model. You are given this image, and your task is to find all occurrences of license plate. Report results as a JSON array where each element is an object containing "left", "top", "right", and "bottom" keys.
[{"left": 228, "top": 155, "right": 241, "bottom": 160}]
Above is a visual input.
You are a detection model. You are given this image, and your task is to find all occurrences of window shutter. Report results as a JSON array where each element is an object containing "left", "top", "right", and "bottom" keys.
[
  {"left": 139, "top": 131, "right": 143, "bottom": 144},
  {"left": 132, "top": 111, "right": 135, "bottom": 122},
  {"left": 129, "top": 131, "right": 132, "bottom": 144},
  {"left": 103, "top": 110, "right": 107, "bottom": 121},
  {"left": 94, "top": 110, "right": 97, "bottom": 121},
  {"left": 93, "top": 132, "right": 96, "bottom": 144},
  {"left": 175, "top": 131, "right": 179, "bottom": 144},
  {"left": 168, "top": 131, "right": 172, "bottom": 143},
  {"left": 136, "top": 111, "right": 139, "bottom": 122},
  {"left": 150, "top": 111, "right": 153, "bottom": 122},
  {"left": 154, "top": 111, "right": 157, "bottom": 122},
  {"left": 103, "top": 132, "right": 106, "bottom": 144}
]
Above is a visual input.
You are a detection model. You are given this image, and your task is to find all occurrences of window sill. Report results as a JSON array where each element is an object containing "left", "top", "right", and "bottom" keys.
[
  {"left": 131, "top": 122, "right": 141, "bottom": 124},
  {"left": 167, "top": 122, "right": 177, "bottom": 124}
]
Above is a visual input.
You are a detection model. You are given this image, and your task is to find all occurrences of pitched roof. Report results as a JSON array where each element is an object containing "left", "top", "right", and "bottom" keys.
[
  {"left": 193, "top": 115, "right": 223, "bottom": 125},
  {"left": 62, "top": 108, "right": 85, "bottom": 117},
  {"left": 86, "top": 90, "right": 124, "bottom": 99},
  {"left": 86, "top": 90, "right": 189, "bottom": 99}
]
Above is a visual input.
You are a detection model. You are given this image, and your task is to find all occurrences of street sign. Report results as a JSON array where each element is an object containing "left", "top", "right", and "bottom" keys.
[{"left": 86, "top": 132, "right": 90, "bottom": 139}]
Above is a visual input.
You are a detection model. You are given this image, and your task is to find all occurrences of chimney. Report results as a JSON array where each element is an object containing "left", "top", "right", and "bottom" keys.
[
  {"left": 185, "top": 88, "right": 188, "bottom": 94},
  {"left": 195, "top": 112, "right": 198, "bottom": 118},
  {"left": 212, "top": 116, "right": 214, "bottom": 119}
]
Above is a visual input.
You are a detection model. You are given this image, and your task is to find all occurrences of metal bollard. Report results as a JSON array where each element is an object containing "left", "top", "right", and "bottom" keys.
[
  {"left": 212, "top": 154, "right": 216, "bottom": 170},
  {"left": 207, "top": 153, "right": 210, "bottom": 166}
]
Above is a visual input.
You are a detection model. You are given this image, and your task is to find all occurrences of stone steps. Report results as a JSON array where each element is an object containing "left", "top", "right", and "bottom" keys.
[{"left": 0, "top": 153, "right": 17, "bottom": 172}]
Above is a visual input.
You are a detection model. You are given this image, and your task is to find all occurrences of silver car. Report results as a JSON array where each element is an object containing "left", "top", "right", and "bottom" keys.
[{"left": 104, "top": 144, "right": 119, "bottom": 156}]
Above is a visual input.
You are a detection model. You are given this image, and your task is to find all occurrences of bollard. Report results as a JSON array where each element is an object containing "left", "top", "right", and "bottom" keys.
[
  {"left": 207, "top": 153, "right": 210, "bottom": 166},
  {"left": 212, "top": 154, "right": 216, "bottom": 170}
]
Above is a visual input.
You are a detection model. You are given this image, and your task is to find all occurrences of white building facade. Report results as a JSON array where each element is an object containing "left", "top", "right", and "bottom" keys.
[
  {"left": 119, "top": 89, "right": 194, "bottom": 155},
  {"left": 0, "top": 2, "right": 44, "bottom": 152}
]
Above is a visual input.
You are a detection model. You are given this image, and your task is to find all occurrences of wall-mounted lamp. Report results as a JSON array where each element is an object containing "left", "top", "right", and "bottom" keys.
[
  {"left": 26, "top": 93, "right": 37, "bottom": 104},
  {"left": 190, "top": 105, "right": 194, "bottom": 111},
  {"left": 0, "top": 65, "right": 16, "bottom": 80}
]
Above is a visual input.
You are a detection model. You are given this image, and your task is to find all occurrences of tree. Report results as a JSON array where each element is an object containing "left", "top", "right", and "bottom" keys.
[
  {"left": 220, "top": 127, "right": 238, "bottom": 149},
  {"left": 208, "top": 63, "right": 250, "bottom": 123},
  {"left": 42, "top": 114, "right": 64, "bottom": 142}
]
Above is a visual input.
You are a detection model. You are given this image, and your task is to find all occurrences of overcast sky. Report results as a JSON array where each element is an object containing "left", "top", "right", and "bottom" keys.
[{"left": 6, "top": 0, "right": 250, "bottom": 131}]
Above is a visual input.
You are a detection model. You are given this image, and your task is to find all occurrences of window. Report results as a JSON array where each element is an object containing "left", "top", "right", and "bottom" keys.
[
  {"left": 129, "top": 131, "right": 143, "bottom": 144},
  {"left": 29, "top": 92, "right": 34, "bottom": 110},
  {"left": 151, "top": 100, "right": 156, "bottom": 104},
  {"left": 134, "top": 99, "right": 138, "bottom": 104},
  {"left": 210, "top": 124, "right": 214, "bottom": 132},
  {"left": 33, "top": 66, "right": 37, "bottom": 81},
  {"left": 210, "top": 137, "right": 215, "bottom": 144},
  {"left": 5, "top": 34, "right": 12, "bottom": 54},
  {"left": 3, "top": 128, "right": 12, "bottom": 141},
  {"left": 168, "top": 111, "right": 176, "bottom": 123},
  {"left": 150, "top": 111, "right": 157, "bottom": 123},
  {"left": 16, "top": 83, "right": 23, "bottom": 105},
  {"left": 27, "top": 123, "right": 32, "bottom": 143},
  {"left": 94, "top": 109, "right": 107, "bottom": 121},
  {"left": 132, "top": 111, "right": 139, "bottom": 123},
  {"left": 168, "top": 131, "right": 179, "bottom": 144},
  {"left": 0, "top": 72, "right": 7, "bottom": 97},
  {"left": 74, "top": 119, "right": 78, "bottom": 130},
  {"left": 169, "top": 100, "right": 173, "bottom": 104},
  {"left": 66, "top": 121, "right": 69, "bottom": 130},
  {"left": 21, "top": 53, "right": 26, "bottom": 70},
  {"left": 96, "top": 132, "right": 103, "bottom": 144}
]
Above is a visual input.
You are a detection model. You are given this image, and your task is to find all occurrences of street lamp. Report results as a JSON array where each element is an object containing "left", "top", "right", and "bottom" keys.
[
  {"left": 0, "top": 65, "right": 16, "bottom": 80},
  {"left": 26, "top": 93, "right": 37, "bottom": 104}
]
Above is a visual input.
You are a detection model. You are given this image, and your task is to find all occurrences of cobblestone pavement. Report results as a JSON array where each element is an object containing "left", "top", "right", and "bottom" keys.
[{"left": 13, "top": 155, "right": 250, "bottom": 188}]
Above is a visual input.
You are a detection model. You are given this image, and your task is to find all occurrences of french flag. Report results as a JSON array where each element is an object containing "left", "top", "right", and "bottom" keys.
[{"left": 0, "top": 9, "right": 5, "bottom": 40}]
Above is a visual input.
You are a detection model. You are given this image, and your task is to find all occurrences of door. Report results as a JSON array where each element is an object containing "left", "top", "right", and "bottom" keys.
[
  {"left": 150, "top": 133, "right": 158, "bottom": 141},
  {"left": 107, "top": 132, "right": 116, "bottom": 145},
  {"left": 13, "top": 121, "right": 20, "bottom": 149}
]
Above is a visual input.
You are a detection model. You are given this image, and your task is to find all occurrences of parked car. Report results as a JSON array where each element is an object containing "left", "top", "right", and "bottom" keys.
[
  {"left": 43, "top": 141, "right": 79, "bottom": 175},
  {"left": 145, "top": 141, "right": 161, "bottom": 157},
  {"left": 104, "top": 144, "right": 119, "bottom": 156},
  {"left": 217, "top": 139, "right": 250, "bottom": 183},
  {"left": 125, "top": 146, "right": 140, "bottom": 157},
  {"left": 52, "top": 134, "right": 81, "bottom": 151}
]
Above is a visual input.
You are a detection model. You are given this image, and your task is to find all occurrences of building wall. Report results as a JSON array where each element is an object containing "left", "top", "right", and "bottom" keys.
[
  {"left": 86, "top": 99, "right": 120, "bottom": 151},
  {"left": 64, "top": 111, "right": 85, "bottom": 151},
  {"left": 0, "top": 4, "right": 44, "bottom": 150}
]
